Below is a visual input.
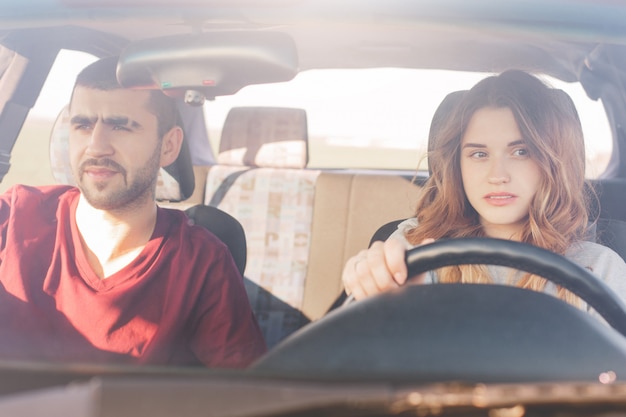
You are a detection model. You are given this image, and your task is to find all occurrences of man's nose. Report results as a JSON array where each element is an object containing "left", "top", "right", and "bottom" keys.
[{"left": 85, "top": 123, "right": 114, "bottom": 156}]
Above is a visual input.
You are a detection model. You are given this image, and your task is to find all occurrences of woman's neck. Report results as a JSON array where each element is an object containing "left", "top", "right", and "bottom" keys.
[{"left": 481, "top": 222, "right": 524, "bottom": 241}]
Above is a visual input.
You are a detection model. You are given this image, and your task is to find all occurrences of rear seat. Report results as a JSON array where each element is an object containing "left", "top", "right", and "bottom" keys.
[
  {"left": 199, "top": 106, "right": 421, "bottom": 347},
  {"left": 203, "top": 107, "right": 321, "bottom": 347},
  {"left": 303, "top": 171, "right": 420, "bottom": 320}
]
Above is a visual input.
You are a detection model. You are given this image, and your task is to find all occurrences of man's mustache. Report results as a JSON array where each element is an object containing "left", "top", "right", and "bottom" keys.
[{"left": 79, "top": 159, "right": 127, "bottom": 177}]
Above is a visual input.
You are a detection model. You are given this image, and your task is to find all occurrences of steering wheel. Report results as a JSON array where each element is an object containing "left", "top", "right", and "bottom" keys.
[
  {"left": 253, "top": 238, "right": 626, "bottom": 383},
  {"left": 402, "top": 237, "right": 626, "bottom": 335}
]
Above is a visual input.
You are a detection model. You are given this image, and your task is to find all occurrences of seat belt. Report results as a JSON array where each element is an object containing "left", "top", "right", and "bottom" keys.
[{"left": 208, "top": 168, "right": 256, "bottom": 207}]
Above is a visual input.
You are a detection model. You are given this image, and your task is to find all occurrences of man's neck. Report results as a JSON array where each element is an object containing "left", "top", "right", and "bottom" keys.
[{"left": 75, "top": 194, "right": 158, "bottom": 279}]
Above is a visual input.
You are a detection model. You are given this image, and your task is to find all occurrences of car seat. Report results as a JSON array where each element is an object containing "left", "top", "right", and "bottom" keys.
[{"left": 203, "top": 106, "right": 319, "bottom": 347}]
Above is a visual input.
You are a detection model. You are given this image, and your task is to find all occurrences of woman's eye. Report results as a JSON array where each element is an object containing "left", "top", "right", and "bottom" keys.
[
  {"left": 470, "top": 151, "right": 487, "bottom": 159},
  {"left": 513, "top": 148, "right": 529, "bottom": 157}
]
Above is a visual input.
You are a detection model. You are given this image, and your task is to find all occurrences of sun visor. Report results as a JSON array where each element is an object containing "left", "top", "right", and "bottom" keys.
[{"left": 117, "top": 31, "right": 298, "bottom": 104}]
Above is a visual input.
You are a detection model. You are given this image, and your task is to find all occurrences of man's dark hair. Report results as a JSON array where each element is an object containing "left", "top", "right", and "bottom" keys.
[{"left": 72, "top": 55, "right": 179, "bottom": 138}]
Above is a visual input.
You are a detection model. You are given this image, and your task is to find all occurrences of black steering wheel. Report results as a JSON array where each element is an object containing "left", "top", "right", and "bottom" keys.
[
  {"left": 253, "top": 238, "right": 626, "bottom": 383},
  {"left": 403, "top": 237, "right": 626, "bottom": 336}
]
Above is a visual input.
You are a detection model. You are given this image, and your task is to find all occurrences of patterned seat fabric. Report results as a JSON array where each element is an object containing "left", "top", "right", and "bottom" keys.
[
  {"left": 204, "top": 107, "right": 320, "bottom": 348},
  {"left": 49, "top": 106, "right": 194, "bottom": 201}
]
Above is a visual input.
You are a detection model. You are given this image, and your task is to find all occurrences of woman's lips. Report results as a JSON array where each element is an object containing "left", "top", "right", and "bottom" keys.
[{"left": 484, "top": 192, "right": 518, "bottom": 206}]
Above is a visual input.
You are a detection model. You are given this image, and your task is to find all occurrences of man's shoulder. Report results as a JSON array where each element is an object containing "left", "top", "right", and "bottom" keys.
[
  {"left": 157, "top": 206, "right": 226, "bottom": 247},
  {"left": 156, "top": 207, "right": 236, "bottom": 276},
  {"left": 3, "top": 184, "right": 76, "bottom": 198},
  {"left": 2, "top": 184, "right": 78, "bottom": 205}
]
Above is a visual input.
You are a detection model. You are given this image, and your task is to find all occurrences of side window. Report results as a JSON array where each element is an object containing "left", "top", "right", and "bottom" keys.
[
  {"left": 0, "top": 50, "right": 97, "bottom": 193},
  {"left": 549, "top": 78, "right": 612, "bottom": 178}
]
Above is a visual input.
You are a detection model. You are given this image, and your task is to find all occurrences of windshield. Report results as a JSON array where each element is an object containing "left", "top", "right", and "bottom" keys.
[
  {"left": 2, "top": 2, "right": 626, "bottom": 414},
  {"left": 11, "top": 54, "right": 612, "bottom": 196},
  {"left": 204, "top": 68, "right": 611, "bottom": 176}
]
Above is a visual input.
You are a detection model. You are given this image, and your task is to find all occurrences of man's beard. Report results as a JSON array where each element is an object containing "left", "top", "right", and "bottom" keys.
[{"left": 76, "top": 145, "right": 161, "bottom": 211}]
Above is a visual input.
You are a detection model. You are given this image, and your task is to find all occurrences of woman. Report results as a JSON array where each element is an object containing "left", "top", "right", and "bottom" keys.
[{"left": 342, "top": 70, "right": 626, "bottom": 312}]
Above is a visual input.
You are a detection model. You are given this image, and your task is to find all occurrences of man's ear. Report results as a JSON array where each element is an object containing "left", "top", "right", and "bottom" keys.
[{"left": 159, "top": 126, "right": 184, "bottom": 167}]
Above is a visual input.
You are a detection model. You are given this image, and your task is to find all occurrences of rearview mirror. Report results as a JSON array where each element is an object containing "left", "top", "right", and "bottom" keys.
[{"left": 117, "top": 31, "right": 298, "bottom": 104}]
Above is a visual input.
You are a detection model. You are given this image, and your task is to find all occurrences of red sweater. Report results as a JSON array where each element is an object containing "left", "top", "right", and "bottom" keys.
[{"left": 0, "top": 185, "right": 266, "bottom": 367}]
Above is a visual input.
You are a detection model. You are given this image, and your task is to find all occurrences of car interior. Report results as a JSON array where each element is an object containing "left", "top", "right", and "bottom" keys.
[
  {"left": 4, "top": 28, "right": 626, "bottom": 350},
  {"left": 47, "top": 83, "right": 626, "bottom": 369},
  {"left": 4, "top": 4, "right": 626, "bottom": 414},
  {"left": 43, "top": 58, "right": 422, "bottom": 349}
]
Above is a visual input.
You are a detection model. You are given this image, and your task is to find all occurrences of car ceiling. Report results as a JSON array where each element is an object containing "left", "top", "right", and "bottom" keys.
[{"left": 2, "top": 0, "right": 626, "bottom": 83}]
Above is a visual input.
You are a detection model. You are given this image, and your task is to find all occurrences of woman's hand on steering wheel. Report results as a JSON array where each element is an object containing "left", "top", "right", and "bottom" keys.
[{"left": 342, "top": 237, "right": 434, "bottom": 300}]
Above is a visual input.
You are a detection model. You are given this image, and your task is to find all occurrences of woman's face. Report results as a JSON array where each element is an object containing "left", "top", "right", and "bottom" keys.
[{"left": 460, "top": 106, "right": 542, "bottom": 240}]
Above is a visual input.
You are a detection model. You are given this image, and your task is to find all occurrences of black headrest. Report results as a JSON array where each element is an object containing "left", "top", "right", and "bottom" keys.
[
  {"left": 163, "top": 111, "right": 195, "bottom": 200},
  {"left": 426, "top": 90, "right": 467, "bottom": 175}
]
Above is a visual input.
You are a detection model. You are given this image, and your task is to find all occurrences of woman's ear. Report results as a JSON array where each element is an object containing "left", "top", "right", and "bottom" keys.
[{"left": 159, "top": 126, "right": 184, "bottom": 167}]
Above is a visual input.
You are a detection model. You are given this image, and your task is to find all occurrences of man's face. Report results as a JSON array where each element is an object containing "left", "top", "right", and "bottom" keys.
[{"left": 68, "top": 87, "right": 162, "bottom": 211}]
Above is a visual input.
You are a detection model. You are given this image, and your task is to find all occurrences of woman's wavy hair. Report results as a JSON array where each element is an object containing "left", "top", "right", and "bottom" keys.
[{"left": 406, "top": 70, "right": 593, "bottom": 304}]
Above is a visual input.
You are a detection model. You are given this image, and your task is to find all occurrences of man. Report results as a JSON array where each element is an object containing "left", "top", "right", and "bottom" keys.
[{"left": 0, "top": 56, "right": 266, "bottom": 367}]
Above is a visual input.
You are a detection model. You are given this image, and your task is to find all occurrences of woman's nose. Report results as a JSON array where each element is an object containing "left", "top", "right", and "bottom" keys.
[{"left": 487, "top": 158, "right": 510, "bottom": 184}]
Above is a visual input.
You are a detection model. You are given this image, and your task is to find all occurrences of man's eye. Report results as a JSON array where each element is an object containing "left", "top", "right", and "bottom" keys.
[
  {"left": 470, "top": 151, "right": 487, "bottom": 159},
  {"left": 112, "top": 125, "right": 131, "bottom": 131}
]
